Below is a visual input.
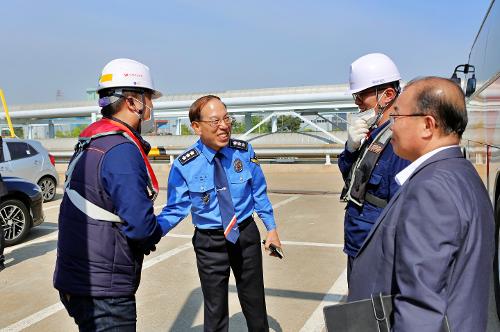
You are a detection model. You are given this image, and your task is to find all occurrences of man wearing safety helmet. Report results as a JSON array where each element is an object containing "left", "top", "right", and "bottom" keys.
[
  {"left": 54, "top": 58, "right": 163, "bottom": 330},
  {"left": 339, "top": 53, "right": 410, "bottom": 282}
]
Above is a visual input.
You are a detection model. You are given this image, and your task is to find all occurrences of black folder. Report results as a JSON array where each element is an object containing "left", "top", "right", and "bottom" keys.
[{"left": 323, "top": 294, "right": 450, "bottom": 332}]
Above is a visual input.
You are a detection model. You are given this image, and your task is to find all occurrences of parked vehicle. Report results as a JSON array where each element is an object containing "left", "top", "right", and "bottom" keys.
[
  {"left": 454, "top": 0, "right": 500, "bottom": 326},
  {"left": 0, "top": 175, "right": 44, "bottom": 246},
  {"left": 0, "top": 138, "right": 58, "bottom": 202}
]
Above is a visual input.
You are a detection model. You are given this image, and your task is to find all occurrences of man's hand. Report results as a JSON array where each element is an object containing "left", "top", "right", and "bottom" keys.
[
  {"left": 133, "top": 224, "right": 162, "bottom": 256},
  {"left": 263, "top": 229, "right": 283, "bottom": 258},
  {"left": 143, "top": 245, "right": 156, "bottom": 256},
  {"left": 346, "top": 118, "right": 369, "bottom": 152}
]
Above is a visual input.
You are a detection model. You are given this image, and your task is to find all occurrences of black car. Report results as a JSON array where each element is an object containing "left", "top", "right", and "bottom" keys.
[{"left": 0, "top": 176, "right": 44, "bottom": 246}]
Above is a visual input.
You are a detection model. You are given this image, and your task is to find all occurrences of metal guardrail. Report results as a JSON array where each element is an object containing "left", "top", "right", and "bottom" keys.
[{"left": 51, "top": 146, "right": 344, "bottom": 165}]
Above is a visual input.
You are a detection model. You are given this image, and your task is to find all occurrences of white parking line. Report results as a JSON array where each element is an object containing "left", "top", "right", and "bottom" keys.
[
  {"left": 0, "top": 242, "right": 193, "bottom": 332},
  {"left": 142, "top": 242, "right": 192, "bottom": 269},
  {"left": 43, "top": 204, "right": 61, "bottom": 211},
  {"left": 272, "top": 195, "right": 301, "bottom": 209},
  {"left": 299, "top": 268, "right": 348, "bottom": 332},
  {"left": 166, "top": 233, "right": 192, "bottom": 239},
  {"left": 36, "top": 225, "right": 58, "bottom": 230},
  {"left": 0, "top": 303, "right": 65, "bottom": 332},
  {"left": 3, "top": 232, "right": 58, "bottom": 255},
  {"left": 2, "top": 192, "right": 306, "bottom": 329},
  {"left": 281, "top": 240, "right": 343, "bottom": 248}
]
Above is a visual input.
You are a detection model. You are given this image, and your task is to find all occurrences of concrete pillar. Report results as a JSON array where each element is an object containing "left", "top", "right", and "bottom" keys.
[
  {"left": 325, "top": 154, "right": 332, "bottom": 165},
  {"left": 176, "top": 118, "right": 182, "bottom": 136},
  {"left": 245, "top": 113, "right": 252, "bottom": 131},
  {"left": 271, "top": 114, "right": 278, "bottom": 133},
  {"left": 170, "top": 155, "right": 175, "bottom": 164},
  {"left": 28, "top": 125, "right": 33, "bottom": 139},
  {"left": 91, "top": 112, "right": 98, "bottom": 123},
  {"left": 48, "top": 120, "right": 55, "bottom": 139}
]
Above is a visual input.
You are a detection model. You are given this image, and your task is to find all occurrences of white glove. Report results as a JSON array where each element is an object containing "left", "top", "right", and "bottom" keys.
[{"left": 346, "top": 118, "right": 369, "bottom": 152}]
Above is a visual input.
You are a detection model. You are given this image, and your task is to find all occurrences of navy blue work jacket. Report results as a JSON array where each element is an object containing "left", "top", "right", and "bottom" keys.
[{"left": 338, "top": 121, "right": 409, "bottom": 257}]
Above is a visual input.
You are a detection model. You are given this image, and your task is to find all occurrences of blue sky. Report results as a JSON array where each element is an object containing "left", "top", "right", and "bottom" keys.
[{"left": 0, "top": 0, "right": 491, "bottom": 105}]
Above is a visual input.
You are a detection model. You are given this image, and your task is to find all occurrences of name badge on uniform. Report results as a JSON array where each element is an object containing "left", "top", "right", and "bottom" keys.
[
  {"left": 202, "top": 192, "right": 210, "bottom": 205},
  {"left": 234, "top": 158, "right": 243, "bottom": 173},
  {"left": 368, "top": 142, "right": 384, "bottom": 154}
]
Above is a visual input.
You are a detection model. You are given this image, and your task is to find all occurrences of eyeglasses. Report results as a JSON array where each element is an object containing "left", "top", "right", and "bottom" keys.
[
  {"left": 389, "top": 112, "right": 427, "bottom": 125},
  {"left": 197, "top": 115, "right": 234, "bottom": 128},
  {"left": 352, "top": 88, "right": 378, "bottom": 102}
]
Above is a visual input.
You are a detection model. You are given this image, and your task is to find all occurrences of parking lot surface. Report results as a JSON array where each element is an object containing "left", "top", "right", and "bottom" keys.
[{"left": 0, "top": 164, "right": 348, "bottom": 332}]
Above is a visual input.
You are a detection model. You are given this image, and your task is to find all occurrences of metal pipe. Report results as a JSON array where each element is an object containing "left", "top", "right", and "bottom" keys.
[
  {"left": 51, "top": 147, "right": 344, "bottom": 158},
  {"left": 1, "top": 92, "right": 355, "bottom": 120}
]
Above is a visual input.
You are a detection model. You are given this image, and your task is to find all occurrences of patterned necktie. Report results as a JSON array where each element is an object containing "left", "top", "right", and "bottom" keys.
[{"left": 214, "top": 152, "right": 239, "bottom": 243}]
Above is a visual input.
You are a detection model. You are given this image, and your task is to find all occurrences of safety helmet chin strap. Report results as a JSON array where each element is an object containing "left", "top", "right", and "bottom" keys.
[
  {"left": 126, "top": 93, "right": 148, "bottom": 133},
  {"left": 373, "top": 88, "right": 397, "bottom": 126}
]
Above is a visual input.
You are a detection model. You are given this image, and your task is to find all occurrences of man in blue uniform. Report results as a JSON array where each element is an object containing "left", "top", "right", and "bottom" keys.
[
  {"left": 339, "top": 53, "right": 410, "bottom": 283},
  {"left": 157, "top": 95, "right": 282, "bottom": 332},
  {"left": 54, "top": 59, "right": 163, "bottom": 331}
]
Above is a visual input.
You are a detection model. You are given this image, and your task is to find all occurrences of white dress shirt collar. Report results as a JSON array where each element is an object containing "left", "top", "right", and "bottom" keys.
[{"left": 395, "top": 145, "right": 459, "bottom": 186}]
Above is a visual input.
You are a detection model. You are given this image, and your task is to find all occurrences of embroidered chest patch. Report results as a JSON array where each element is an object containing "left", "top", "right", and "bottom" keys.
[
  {"left": 368, "top": 142, "right": 384, "bottom": 154},
  {"left": 234, "top": 159, "right": 243, "bottom": 172}
]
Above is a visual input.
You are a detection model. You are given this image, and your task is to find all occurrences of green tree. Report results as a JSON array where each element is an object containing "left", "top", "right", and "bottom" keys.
[
  {"left": 231, "top": 121, "right": 246, "bottom": 134},
  {"left": 13, "top": 127, "right": 24, "bottom": 137},
  {"left": 266, "top": 115, "right": 301, "bottom": 132},
  {"left": 56, "top": 125, "right": 86, "bottom": 138},
  {"left": 253, "top": 116, "right": 269, "bottom": 133},
  {"left": 229, "top": 116, "right": 271, "bottom": 134},
  {"left": 181, "top": 124, "right": 193, "bottom": 135}
]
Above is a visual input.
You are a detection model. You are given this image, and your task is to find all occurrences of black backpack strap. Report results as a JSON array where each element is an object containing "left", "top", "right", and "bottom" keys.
[{"left": 342, "top": 125, "right": 392, "bottom": 207}]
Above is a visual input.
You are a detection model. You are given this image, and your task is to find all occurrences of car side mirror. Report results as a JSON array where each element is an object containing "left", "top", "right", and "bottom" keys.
[{"left": 466, "top": 74, "right": 476, "bottom": 97}]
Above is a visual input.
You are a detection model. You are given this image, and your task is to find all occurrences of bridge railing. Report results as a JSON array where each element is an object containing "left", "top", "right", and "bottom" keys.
[{"left": 51, "top": 145, "right": 344, "bottom": 165}]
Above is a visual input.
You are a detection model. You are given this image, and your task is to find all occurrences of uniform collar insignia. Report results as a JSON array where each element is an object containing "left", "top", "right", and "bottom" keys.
[
  {"left": 179, "top": 148, "right": 200, "bottom": 165},
  {"left": 229, "top": 139, "right": 248, "bottom": 151}
]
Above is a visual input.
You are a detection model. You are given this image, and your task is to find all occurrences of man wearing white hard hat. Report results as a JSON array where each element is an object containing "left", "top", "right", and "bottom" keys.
[
  {"left": 54, "top": 58, "right": 164, "bottom": 330},
  {"left": 339, "top": 53, "right": 410, "bottom": 283}
]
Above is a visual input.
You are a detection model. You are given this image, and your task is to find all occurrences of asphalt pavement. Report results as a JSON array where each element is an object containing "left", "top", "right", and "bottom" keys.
[{"left": 0, "top": 164, "right": 348, "bottom": 332}]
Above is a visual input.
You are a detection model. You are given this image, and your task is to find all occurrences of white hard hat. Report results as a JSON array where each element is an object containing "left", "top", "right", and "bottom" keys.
[
  {"left": 349, "top": 53, "right": 401, "bottom": 94},
  {"left": 97, "top": 58, "right": 162, "bottom": 99}
]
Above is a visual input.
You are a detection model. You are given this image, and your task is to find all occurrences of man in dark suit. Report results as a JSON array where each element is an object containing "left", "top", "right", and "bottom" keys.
[{"left": 348, "top": 76, "right": 495, "bottom": 331}]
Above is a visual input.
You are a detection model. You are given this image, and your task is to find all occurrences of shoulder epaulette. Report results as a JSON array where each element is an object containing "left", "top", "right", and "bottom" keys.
[
  {"left": 178, "top": 148, "right": 199, "bottom": 165},
  {"left": 229, "top": 139, "right": 248, "bottom": 151}
]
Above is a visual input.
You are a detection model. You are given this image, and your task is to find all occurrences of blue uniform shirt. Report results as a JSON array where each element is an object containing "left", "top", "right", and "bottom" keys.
[
  {"left": 157, "top": 139, "right": 276, "bottom": 234},
  {"left": 338, "top": 121, "right": 410, "bottom": 257}
]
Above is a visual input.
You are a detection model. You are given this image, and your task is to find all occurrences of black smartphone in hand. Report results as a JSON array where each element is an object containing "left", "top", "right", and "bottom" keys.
[{"left": 262, "top": 240, "right": 284, "bottom": 259}]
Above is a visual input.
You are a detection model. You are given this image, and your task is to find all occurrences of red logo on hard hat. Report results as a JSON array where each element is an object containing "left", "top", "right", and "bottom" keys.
[{"left": 123, "top": 73, "right": 143, "bottom": 78}]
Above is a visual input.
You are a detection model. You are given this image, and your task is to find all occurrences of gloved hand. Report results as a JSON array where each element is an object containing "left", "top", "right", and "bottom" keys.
[
  {"left": 133, "top": 224, "right": 162, "bottom": 256},
  {"left": 143, "top": 245, "right": 156, "bottom": 256},
  {"left": 346, "top": 118, "right": 369, "bottom": 152}
]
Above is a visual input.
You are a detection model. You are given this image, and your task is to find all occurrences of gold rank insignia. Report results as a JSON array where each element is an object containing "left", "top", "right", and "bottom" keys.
[
  {"left": 234, "top": 158, "right": 243, "bottom": 172},
  {"left": 202, "top": 192, "right": 210, "bottom": 205},
  {"left": 250, "top": 153, "right": 260, "bottom": 165}
]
